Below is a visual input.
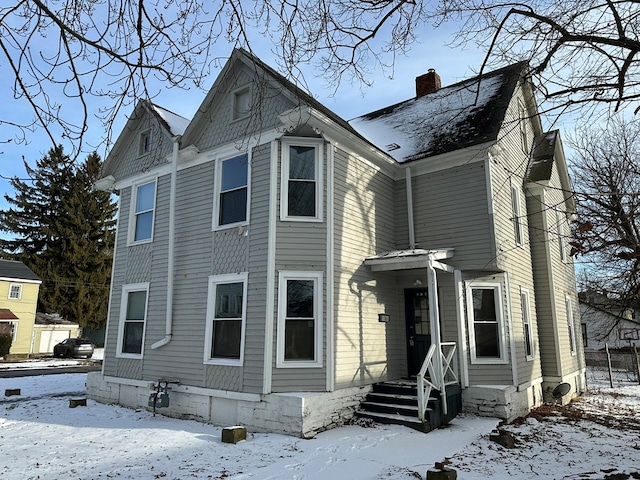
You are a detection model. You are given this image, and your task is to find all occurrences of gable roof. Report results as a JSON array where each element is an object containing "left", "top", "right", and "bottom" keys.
[
  {"left": 182, "top": 48, "right": 372, "bottom": 149},
  {"left": 0, "top": 259, "right": 40, "bottom": 282},
  {"left": 149, "top": 103, "right": 189, "bottom": 137},
  {"left": 349, "top": 62, "right": 529, "bottom": 163},
  {"left": 101, "top": 100, "right": 190, "bottom": 179}
]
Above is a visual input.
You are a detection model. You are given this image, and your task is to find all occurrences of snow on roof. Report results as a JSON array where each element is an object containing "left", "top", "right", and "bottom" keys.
[
  {"left": 150, "top": 103, "right": 190, "bottom": 136},
  {"left": 349, "top": 63, "right": 526, "bottom": 163}
]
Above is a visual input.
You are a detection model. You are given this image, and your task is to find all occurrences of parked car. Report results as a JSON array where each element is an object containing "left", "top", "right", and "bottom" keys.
[{"left": 53, "top": 338, "right": 94, "bottom": 359}]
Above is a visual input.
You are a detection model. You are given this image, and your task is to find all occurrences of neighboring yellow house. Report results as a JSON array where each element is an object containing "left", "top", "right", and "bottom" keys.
[{"left": 0, "top": 259, "right": 41, "bottom": 357}]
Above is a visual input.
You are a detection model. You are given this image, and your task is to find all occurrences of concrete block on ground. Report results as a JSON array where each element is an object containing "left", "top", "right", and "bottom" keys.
[
  {"left": 69, "top": 398, "right": 87, "bottom": 408},
  {"left": 222, "top": 426, "right": 246, "bottom": 444}
]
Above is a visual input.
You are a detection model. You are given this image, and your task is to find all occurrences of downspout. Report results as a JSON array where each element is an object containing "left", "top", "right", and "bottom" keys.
[
  {"left": 151, "top": 139, "right": 179, "bottom": 349},
  {"left": 406, "top": 167, "right": 416, "bottom": 249}
]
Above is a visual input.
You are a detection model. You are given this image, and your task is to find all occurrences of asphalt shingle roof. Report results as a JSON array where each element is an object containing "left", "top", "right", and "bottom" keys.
[{"left": 0, "top": 260, "right": 40, "bottom": 282}]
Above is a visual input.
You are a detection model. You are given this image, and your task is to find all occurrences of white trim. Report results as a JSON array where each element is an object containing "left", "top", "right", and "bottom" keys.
[
  {"left": 276, "top": 271, "right": 324, "bottom": 368},
  {"left": 454, "top": 270, "right": 469, "bottom": 388},
  {"left": 8, "top": 283, "right": 22, "bottom": 300},
  {"left": 100, "top": 375, "right": 262, "bottom": 402},
  {"left": 556, "top": 210, "right": 568, "bottom": 263},
  {"left": 212, "top": 151, "right": 251, "bottom": 231},
  {"left": 128, "top": 177, "right": 157, "bottom": 245},
  {"left": 110, "top": 131, "right": 282, "bottom": 192},
  {"left": 280, "top": 137, "right": 324, "bottom": 222},
  {"left": 101, "top": 199, "right": 121, "bottom": 375},
  {"left": 263, "top": 140, "right": 278, "bottom": 394},
  {"left": 204, "top": 272, "right": 248, "bottom": 366},
  {"left": 116, "top": 282, "right": 150, "bottom": 359},
  {"left": 505, "top": 273, "right": 518, "bottom": 386},
  {"left": 0, "top": 277, "right": 41, "bottom": 285},
  {"left": 466, "top": 280, "right": 508, "bottom": 365},
  {"left": 520, "top": 287, "right": 535, "bottom": 361},
  {"left": 326, "top": 143, "right": 335, "bottom": 391},
  {"left": 231, "top": 84, "right": 252, "bottom": 122},
  {"left": 138, "top": 129, "right": 152, "bottom": 157}
]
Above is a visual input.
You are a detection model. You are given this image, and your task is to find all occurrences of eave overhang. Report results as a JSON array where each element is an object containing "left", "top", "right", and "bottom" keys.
[{"left": 364, "top": 248, "right": 454, "bottom": 272}]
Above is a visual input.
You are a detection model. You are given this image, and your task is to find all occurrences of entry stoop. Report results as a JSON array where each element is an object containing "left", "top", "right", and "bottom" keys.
[{"left": 355, "top": 380, "right": 443, "bottom": 432}]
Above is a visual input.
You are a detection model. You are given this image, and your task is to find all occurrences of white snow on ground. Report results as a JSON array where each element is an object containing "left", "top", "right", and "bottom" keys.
[{"left": 1, "top": 364, "right": 639, "bottom": 480}]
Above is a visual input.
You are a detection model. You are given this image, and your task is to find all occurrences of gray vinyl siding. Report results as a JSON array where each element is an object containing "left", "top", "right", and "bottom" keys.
[
  {"left": 485, "top": 97, "right": 543, "bottom": 386},
  {"left": 187, "top": 65, "right": 296, "bottom": 152},
  {"left": 244, "top": 144, "right": 272, "bottom": 394},
  {"left": 271, "top": 139, "right": 328, "bottom": 392},
  {"left": 332, "top": 147, "right": 402, "bottom": 389},
  {"left": 103, "top": 175, "right": 171, "bottom": 381},
  {"left": 463, "top": 272, "right": 514, "bottom": 385},
  {"left": 527, "top": 192, "right": 559, "bottom": 377},
  {"left": 104, "top": 117, "right": 174, "bottom": 180},
  {"left": 402, "top": 162, "right": 495, "bottom": 270},
  {"left": 528, "top": 162, "right": 583, "bottom": 380}
]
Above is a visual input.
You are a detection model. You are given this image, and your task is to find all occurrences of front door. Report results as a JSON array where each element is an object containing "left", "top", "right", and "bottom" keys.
[{"left": 405, "top": 288, "right": 431, "bottom": 377}]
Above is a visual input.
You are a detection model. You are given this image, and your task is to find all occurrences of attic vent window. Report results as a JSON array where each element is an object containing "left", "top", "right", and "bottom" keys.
[
  {"left": 385, "top": 143, "right": 401, "bottom": 151},
  {"left": 233, "top": 87, "right": 251, "bottom": 120},
  {"left": 139, "top": 130, "right": 151, "bottom": 156}
]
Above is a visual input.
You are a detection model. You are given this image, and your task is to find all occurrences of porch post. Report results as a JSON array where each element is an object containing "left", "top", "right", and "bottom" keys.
[{"left": 426, "top": 257, "right": 447, "bottom": 416}]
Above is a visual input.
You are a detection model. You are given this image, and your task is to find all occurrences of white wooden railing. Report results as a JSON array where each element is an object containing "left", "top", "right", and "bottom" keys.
[{"left": 416, "top": 342, "right": 458, "bottom": 422}]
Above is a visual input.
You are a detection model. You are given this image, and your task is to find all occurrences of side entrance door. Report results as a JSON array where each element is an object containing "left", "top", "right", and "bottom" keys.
[{"left": 405, "top": 288, "right": 431, "bottom": 377}]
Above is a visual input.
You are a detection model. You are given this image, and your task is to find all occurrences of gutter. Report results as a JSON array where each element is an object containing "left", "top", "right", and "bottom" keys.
[{"left": 151, "top": 138, "right": 180, "bottom": 349}]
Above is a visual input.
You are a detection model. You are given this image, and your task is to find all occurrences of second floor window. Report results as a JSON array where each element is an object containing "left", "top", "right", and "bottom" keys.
[
  {"left": 511, "top": 183, "right": 524, "bottom": 246},
  {"left": 216, "top": 154, "right": 249, "bottom": 228},
  {"left": 281, "top": 139, "right": 323, "bottom": 222},
  {"left": 8, "top": 283, "right": 22, "bottom": 300},
  {"left": 132, "top": 180, "right": 156, "bottom": 243}
]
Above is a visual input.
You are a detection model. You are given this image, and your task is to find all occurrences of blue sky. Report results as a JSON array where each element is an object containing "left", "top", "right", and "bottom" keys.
[{"left": 0, "top": 21, "right": 489, "bottom": 230}]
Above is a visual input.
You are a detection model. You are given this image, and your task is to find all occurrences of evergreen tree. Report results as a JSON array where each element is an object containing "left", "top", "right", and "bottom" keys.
[{"left": 0, "top": 147, "right": 116, "bottom": 329}]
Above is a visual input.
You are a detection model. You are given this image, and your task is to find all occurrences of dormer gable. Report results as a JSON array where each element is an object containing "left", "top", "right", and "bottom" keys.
[{"left": 101, "top": 101, "right": 189, "bottom": 181}]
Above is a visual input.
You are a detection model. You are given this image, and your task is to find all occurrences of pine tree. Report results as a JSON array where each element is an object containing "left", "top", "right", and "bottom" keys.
[{"left": 0, "top": 147, "right": 116, "bottom": 329}]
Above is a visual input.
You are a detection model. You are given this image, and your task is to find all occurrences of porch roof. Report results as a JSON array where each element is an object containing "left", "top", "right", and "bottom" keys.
[{"left": 364, "top": 248, "right": 454, "bottom": 272}]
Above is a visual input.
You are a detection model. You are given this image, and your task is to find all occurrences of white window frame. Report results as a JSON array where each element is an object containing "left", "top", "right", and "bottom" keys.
[
  {"left": 280, "top": 138, "right": 324, "bottom": 222},
  {"left": 277, "top": 271, "right": 323, "bottom": 368},
  {"left": 204, "top": 272, "right": 248, "bottom": 366},
  {"left": 510, "top": 181, "right": 524, "bottom": 247},
  {"left": 139, "top": 129, "right": 151, "bottom": 156},
  {"left": 466, "top": 281, "right": 508, "bottom": 364},
  {"left": 116, "top": 283, "right": 150, "bottom": 359},
  {"left": 566, "top": 295, "right": 577, "bottom": 356},
  {"left": 520, "top": 287, "right": 535, "bottom": 361},
  {"left": 8, "top": 283, "right": 22, "bottom": 300},
  {"left": 0, "top": 321, "right": 18, "bottom": 343},
  {"left": 232, "top": 86, "right": 251, "bottom": 121},
  {"left": 128, "top": 178, "right": 157, "bottom": 245},
  {"left": 213, "top": 152, "right": 250, "bottom": 230},
  {"left": 557, "top": 210, "right": 567, "bottom": 262},
  {"left": 518, "top": 99, "right": 529, "bottom": 153}
]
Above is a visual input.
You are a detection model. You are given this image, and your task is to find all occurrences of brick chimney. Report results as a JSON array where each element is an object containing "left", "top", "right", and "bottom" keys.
[{"left": 415, "top": 68, "right": 441, "bottom": 97}]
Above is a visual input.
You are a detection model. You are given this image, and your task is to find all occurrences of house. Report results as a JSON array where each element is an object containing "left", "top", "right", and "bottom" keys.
[
  {"left": 33, "top": 312, "right": 82, "bottom": 354},
  {"left": 0, "top": 259, "right": 41, "bottom": 357},
  {"left": 579, "top": 292, "right": 639, "bottom": 352},
  {"left": 88, "top": 49, "right": 585, "bottom": 437}
]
